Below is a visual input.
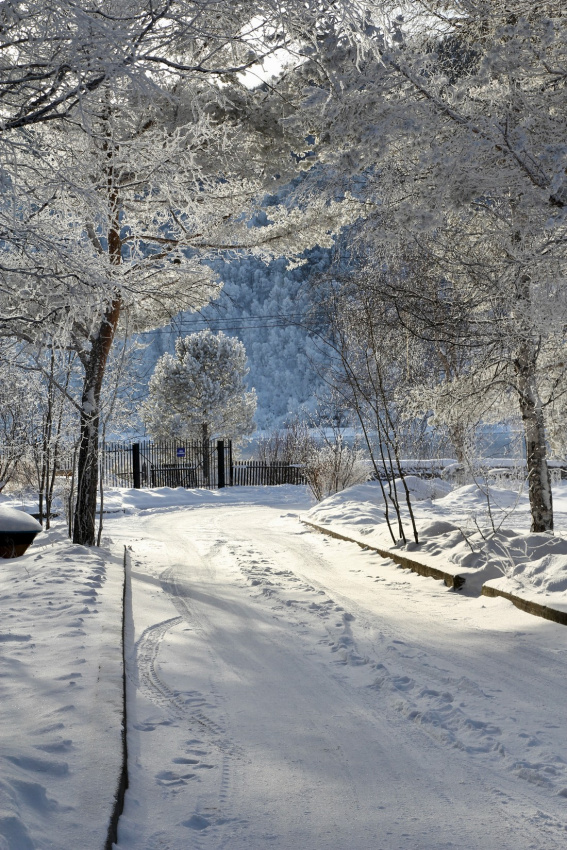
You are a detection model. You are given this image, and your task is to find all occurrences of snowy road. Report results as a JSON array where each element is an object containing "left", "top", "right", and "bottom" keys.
[{"left": 110, "top": 491, "right": 567, "bottom": 850}]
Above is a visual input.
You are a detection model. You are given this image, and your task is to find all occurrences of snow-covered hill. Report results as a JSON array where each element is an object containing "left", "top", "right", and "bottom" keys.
[{"left": 136, "top": 249, "right": 331, "bottom": 430}]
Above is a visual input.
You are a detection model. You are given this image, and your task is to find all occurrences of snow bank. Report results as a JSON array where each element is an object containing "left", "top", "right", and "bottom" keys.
[
  {"left": 439, "top": 482, "right": 523, "bottom": 512},
  {"left": 0, "top": 529, "right": 124, "bottom": 849},
  {"left": 103, "top": 484, "right": 313, "bottom": 515},
  {"left": 482, "top": 532, "right": 567, "bottom": 609},
  {"left": 304, "top": 480, "right": 567, "bottom": 606},
  {"left": 393, "top": 475, "right": 452, "bottom": 501}
]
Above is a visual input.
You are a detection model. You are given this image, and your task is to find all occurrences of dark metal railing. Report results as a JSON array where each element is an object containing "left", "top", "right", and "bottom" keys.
[{"left": 100, "top": 441, "right": 306, "bottom": 489}]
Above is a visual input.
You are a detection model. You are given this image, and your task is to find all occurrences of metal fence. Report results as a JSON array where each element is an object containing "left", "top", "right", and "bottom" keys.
[
  {"left": 232, "top": 460, "right": 306, "bottom": 486},
  {"left": 100, "top": 441, "right": 306, "bottom": 489},
  {"left": 101, "top": 439, "right": 231, "bottom": 490}
]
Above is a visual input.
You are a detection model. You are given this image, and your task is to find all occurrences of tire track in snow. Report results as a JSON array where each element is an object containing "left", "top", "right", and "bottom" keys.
[
  {"left": 134, "top": 533, "right": 245, "bottom": 849},
  {"left": 134, "top": 616, "right": 187, "bottom": 717},
  {"left": 215, "top": 509, "right": 567, "bottom": 804},
  {"left": 159, "top": 564, "right": 230, "bottom": 742},
  {"left": 129, "top": 547, "right": 227, "bottom": 740}
]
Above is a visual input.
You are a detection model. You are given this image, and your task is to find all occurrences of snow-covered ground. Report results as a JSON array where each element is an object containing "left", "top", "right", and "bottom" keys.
[
  {"left": 0, "top": 523, "right": 124, "bottom": 850},
  {"left": 2, "top": 482, "right": 567, "bottom": 849},
  {"left": 306, "top": 478, "right": 567, "bottom": 607}
]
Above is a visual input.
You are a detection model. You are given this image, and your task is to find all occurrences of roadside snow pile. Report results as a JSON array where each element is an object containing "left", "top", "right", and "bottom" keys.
[
  {"left": 393, "top": 475, "right": 452, "bottom": 501},
  {"left": 305, "top": 482, "right": 386, "bottom": 532},
  {"left": 439, "top": 482, "right": 523, "bottom": 514},
  {"left": 0, "top": 526, "right": 124, "bottom": 850},
  {"left": 304, "top": 480, "right": 567, "bottom": 607},
  {"left": 103, "top": 486, "right": 225, "bottom": 513},
  {"left": 103, "top": 484, "right": 314, "bottom": 515},
  {"left": 482, "top": 532, "right": 567, "bottom": 608}
]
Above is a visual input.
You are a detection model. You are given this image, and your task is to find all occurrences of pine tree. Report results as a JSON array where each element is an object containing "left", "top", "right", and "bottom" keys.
[{"left": 141, "top": 331, "right": 256, "bottom": 446}]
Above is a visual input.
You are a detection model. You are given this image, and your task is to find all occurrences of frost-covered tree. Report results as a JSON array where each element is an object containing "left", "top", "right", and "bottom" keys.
[
  {"left": 1, "top": 5, "right": 365, "bottom": 545},
  {"left": 1, "top": 0, "right": 366, "bottom": 132},
  {"left": 142, "top": 248, "right": 332, "bottom": 427},
  {"left": 0, "top": 341, "right": 81, "bottom": 521},
  {"left": 0, "top": 344, "right": 39, "bottom": 490},
  {"left": 1, "top": 1, "right": 166, "bottom": 132},
  {"left": 307, "top": 273, "right": 420, "bottom": 543},
  {"left": 1, "top": 1, "right": 273, "bottom": 334},
  {"left": 291, "top": 0, "right": 567, "bottom": 532},
  {"left": 141, "top": 330, "right": 256, "bottom": 446},
  {"left": 368, "top": 214, "right": 567, "bottom": 531},
  {"left": 343, "top": 238, "right": 510, "bottom": 465}
]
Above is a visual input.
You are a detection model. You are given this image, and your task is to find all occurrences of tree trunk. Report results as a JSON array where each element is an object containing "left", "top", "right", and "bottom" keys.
[
  {"left": 514, "top": 340, "right": 553, "bottom": 533},
  {"left": 73, "top": 299, "right": 121, "bottom": 545},
  {"left": 73, "top": 122, "right": 121, "bottom": 545},
  {"left": 73, "top": 391, "right": 101, "bottom": 546},
  {"left": 448, "top": 421, "right": 468, "bottom": 465}
]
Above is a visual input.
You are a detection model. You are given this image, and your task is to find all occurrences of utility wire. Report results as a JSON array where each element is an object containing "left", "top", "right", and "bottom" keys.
[{"left": 136, "top": 312, "right": 319, "bottom": 335}]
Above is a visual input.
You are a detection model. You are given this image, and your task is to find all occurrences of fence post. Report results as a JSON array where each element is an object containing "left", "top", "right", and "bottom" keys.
[
  {"left": 229, "top": 440, "right": 233, "bottom": 486},
  {"left": 217, "top": 440, "right": 225, "bottom": 489},
  {"left": 132, "top": 443, "right": 141, "bottom": 489}
]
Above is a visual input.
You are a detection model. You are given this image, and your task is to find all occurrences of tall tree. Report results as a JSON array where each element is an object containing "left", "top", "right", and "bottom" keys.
[{"left": 293, "top": 0, "right": 567, "bottom": 531}]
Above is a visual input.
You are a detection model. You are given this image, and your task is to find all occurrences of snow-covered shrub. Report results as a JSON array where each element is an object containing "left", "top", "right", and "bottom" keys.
[
  {"left": 305, "top": 440, "right": 369, "bottom": 501},
  {"left": 257, "top": 418, "right": 314, "bottom": 465}
]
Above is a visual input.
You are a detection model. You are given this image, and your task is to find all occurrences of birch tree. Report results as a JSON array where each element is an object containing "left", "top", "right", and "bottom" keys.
[
  {"left": 308, "top": 273, "right": 419, "bottom": 543},
  {"left": 292, "top": 0, "right": 567, "bottom": 532}
]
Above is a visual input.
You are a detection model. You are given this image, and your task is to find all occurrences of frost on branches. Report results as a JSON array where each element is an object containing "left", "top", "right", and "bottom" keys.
[
  {"left": 292, "top": 0, "right": 567, "bottom": 532},
  {"left": 141, "top": 331, "right": 257, "bottom": 446},
  {"left": 0, "top": 0, "right": 369, "bottom": 544}
]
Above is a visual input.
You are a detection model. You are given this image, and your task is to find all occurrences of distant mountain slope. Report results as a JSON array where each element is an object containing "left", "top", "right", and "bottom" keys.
[{"left": 136, "top": 248, "right": 331, "bottom": 429}]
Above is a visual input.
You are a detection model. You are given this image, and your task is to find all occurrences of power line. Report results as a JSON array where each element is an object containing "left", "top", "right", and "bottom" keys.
[{"left": 136, "top": 312, "right": 318, "bottom": 335}]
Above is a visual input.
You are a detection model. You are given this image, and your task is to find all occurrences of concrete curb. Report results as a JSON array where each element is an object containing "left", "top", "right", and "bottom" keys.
[
  {"left": 104, "top": 546, "right": 130, "bottom": 850},
  {"left": 481, "top": 585, "right": 567, "bottom": 627},
  {"left": 302, "top": 519, "right": 567, "bottom": 628},
  {"left": 301, "top": 519, "right": 466, "bottom": 590}
]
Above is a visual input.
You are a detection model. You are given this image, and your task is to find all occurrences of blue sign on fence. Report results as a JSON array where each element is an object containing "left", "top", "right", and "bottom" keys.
[{"left": 176, "top": 447, "right": 186, "bottom": 458}]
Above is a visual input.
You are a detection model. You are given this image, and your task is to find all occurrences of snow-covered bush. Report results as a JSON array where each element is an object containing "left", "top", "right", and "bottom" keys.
[
  {"left": 305, "top": 439, "right": 369, "bottom": 502},
  {"left": 257, "top": 418, "right": 314, "bottom": 465}
]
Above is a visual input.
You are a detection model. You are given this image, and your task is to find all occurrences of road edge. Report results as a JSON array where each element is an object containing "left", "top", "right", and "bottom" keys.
[
  {"left": 302, "top": 518, "right": 567, "bottom": 627},
  {"left": 301, "top": 518, "right": 466, "bottom": 589},
  {"left": 104, "top": 545, "right": 130, "bottom": 850},
  {"left": 481, "top": 584, "right": 567, "bottom": 626}
]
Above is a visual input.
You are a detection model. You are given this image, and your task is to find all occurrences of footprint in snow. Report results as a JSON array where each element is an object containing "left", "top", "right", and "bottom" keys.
[
  {"left": 183, "top": 814, "right": 211, "bottom": 831},
  {"left": 0, "top": 814, "right": 35, "bottom": 850},
  {"left": 35, "top": 740, "right": 73, "bottom": 754},
  {"left": 32, "top": 722, "right": 64, "bottom": 736},
  {"left": 5, "top": 755, "right": 69, "bottom": 776},
  {"left": 391, "top": 676, "right": 415, "bottom": 692},
  {"left": 10, "top": 779, "right": 65, "bottom": 813},
  {"left": 156, "top": 770, "right": 196, "bottom": 786}
]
